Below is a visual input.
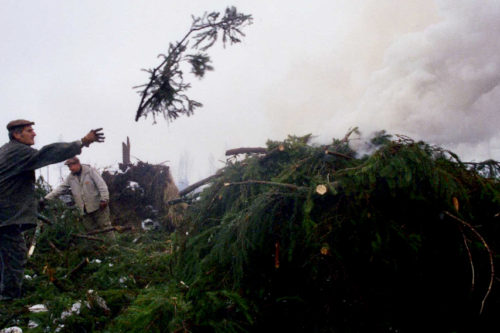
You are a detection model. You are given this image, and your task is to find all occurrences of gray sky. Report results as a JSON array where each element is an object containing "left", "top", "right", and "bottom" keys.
[{"left": 1, "top": 0, "right": 499, "bottom": 187}]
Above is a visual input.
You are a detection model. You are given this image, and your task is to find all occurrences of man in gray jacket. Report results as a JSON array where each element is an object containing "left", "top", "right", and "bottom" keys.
[
  {"left": 44, "top": 157, "right": 113, "bottom": 234},
  {"left": 0, "top": 119, "right": 104, "bottom": 301}
]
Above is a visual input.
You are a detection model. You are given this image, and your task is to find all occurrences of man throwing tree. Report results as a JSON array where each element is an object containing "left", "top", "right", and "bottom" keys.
[{"left": 0, "top": 119, "right": 104, "bottom": 301}]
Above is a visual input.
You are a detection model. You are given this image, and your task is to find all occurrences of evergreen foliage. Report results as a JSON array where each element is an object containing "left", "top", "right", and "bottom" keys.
[
  {"left": 173, "top": 132, "right": 500, "bottom": 332},
  {"left": 134, "top": 7, "right": 252, "bottom": 122},
  {"left": 1, "top": 132, "right": 499, "bottom": 332}
]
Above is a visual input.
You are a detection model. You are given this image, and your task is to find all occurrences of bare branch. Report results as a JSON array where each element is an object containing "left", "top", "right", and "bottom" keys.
[
  {"left": 178, "top": 172, "right": 223, "bottom": 197},
  {"left": 324, "top": 150, "right": 353, "bottom": 159},
  {"left": 225, "top": 147, "right": 268, "bottom": 156},
  {"left": 224, "top": 180, "right": 308, "bottom": 191},
  {"left": 443, "top": 211, "right": 495, "bottom": 315}
]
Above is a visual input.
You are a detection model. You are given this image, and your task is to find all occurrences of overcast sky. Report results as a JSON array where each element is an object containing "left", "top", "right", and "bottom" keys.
[{"left": 1, "top": 0, "right": 499, "bottom": 187}]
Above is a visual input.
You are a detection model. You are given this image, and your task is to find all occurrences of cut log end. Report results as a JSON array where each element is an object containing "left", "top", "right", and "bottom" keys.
[{"left": 316, "top": 184, "right": 328, "bottom": 195}]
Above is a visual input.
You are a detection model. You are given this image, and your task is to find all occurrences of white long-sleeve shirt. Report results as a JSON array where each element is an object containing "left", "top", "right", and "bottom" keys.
[{"left": 45, "top": 164, "right": 109, "bottom": 214}]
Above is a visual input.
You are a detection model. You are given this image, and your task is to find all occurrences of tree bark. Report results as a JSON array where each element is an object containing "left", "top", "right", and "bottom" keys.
[
  {"left": 225, "top": 147, "right": 268, "bottom": 156},
  {"left": 324, "top": 150, "right": 353, "bottom": 159},
  {"left": 66, "top": 257, "right": 90, "bottom": 279},
  {"left": 179, "top": 173, "right": 223, "bottom": 197},
  {"left": 86, "top": 225, "right": 133, "bottom": 235},
  {"left": 224, "top": 180, "right": 307, "bottom": 191}
]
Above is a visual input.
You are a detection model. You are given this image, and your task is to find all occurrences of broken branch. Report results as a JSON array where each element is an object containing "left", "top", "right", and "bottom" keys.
[
  {"left": 72, "top": 234, "right": 105, "bottom": 242},
  {"left": 324, "top": 150, "right": 353, "bottom": 159},
  {"left": 443, "top": 211, "right": 494, "bottom": 314},
  {"left": 37, "top": 213, "right": 53, "bottom": 225},
  {"left": 86, "top": 225, "right": 133, "bottom": 236},
  {"left": 179, "top": 172, "right": 223, "bottom": 197},
  {"left": 66, "top": 257, "right": 90, "bottom": 279},
  {"left": 225, "top": 147, "right": 268, "bottom": 156},
  {"left": 459, "top": 226, "right": 475, "bottom": 292},
  {"left": 341, "top": 127, "right": 359, "bottom": 143},
  {"left": 224, "top": 180, "right": 307, "bottom": 191},
  {"left": 166, "top": 192, "right": 200, "bottom": 206},
  {"left": 48, "top": 241, "right": 63, "bottom": 257}
]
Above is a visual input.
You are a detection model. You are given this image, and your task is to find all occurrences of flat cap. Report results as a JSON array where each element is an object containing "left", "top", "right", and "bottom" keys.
[
  {"left": 64, "top": 157, "right": 80, "bottom": 165},
  {"left": 7, "top": 119, "right": 35, "bottom": 131}
]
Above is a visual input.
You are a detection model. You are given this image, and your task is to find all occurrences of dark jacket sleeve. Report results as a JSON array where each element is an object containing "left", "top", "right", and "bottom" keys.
[
  {"left": 13, "top": 141, "right": 82, "bottom": 173},
  {"left": 0, "top": 140, "right": 82, "bottom": 228}
]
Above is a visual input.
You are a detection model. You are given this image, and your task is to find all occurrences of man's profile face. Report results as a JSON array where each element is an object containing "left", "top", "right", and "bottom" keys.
[
  {"left": 67, "top": 162, "right": 82, "bottom": 174},
  {"left": 13, "top": 125, "right": 36, "bottom": 146}
]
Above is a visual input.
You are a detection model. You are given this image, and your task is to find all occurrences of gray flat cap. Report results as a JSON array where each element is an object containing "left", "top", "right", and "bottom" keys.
[
  {"left": 64, "top": 157, "right": 80, "bottom": 165},
  {"left": 6, "top": 119, "right": 35, "bottom": 130}
]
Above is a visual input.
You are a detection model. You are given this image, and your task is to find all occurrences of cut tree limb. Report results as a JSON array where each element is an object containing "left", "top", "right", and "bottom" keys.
[
  {"left": 166, "top": 192, "right": 200, "bottom": 206},
  {"left": 224, "top": 180, "right": 307, "bottom": 191},
  {"left": 225, "top": 147, "right": 267, "bottom": 156},
  {"left": 37, "top": 213, "right": 53, "bottom": 225},
  {"left": 324, "top": 150, "right": 353, "bottom": 159},
  {"left": 86, "top": 225, "right": 133, "bottom": 235},
  {"left": 226, "top": 145, "right": 285, "bottom": 157},
  {"left": 73, "top": 234, "right": 105, "bottom": 242},
  {"left": 341, "top": 127, "right": 358, "bottom": 143},
  {"left": 48, "top": 241, "right": 63, "bottom": 257},
  {"left": 180, "top": 145, "right": 287, "bottom": 198},
  {"left": 179, "top": 173, "right": 223, "bottom": 197},
  {"left": 66, "top": 257, "right": 90, "bottom": 279},
  {"left": 27, "top": 222, "right": 42, "bottom": 258}
]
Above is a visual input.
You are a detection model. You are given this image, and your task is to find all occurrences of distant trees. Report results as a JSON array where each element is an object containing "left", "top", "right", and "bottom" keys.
[{"left": 134, "top": 7, "right": 252, "bottom": 122}]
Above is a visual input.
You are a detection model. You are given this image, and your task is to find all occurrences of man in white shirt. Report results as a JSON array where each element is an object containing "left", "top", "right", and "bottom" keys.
[{"left": 45, "top": 157, "right": 113, "bottom": 235}]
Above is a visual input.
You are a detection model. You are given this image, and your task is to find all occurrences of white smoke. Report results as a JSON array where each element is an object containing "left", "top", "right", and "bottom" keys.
[
  {"left": 265, "top": 0, "right": 500, "bottom": 161},
  {"left": 353, "top": 0, "right": 500, "bottom": 160}
]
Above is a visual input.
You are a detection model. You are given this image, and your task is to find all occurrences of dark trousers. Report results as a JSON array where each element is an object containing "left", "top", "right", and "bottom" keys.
[{"left": 0, "top": 225, "right": 27, "bottom": 299}]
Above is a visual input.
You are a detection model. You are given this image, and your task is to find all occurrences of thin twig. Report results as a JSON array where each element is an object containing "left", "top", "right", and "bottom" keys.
[
  {"left": 48, "top": 241, "right": 63, "bottom": 257},
  {"left": 459, "top": 225, "right": 475, "bottom": 292},
  {"left": 86, "top": 225, "right": 133, "bottom": 236},
  {"left": 66, "top": 257, "right": 90, "bottom": 279},
  {"left": 72, "top": 234, "right": 105, "bottom": 242},
  {"left": 444, "top": 211, "right": 494, "bottom": 314},
  {"left": 341, "top": 127, "right": 358, "bottom": 143}
]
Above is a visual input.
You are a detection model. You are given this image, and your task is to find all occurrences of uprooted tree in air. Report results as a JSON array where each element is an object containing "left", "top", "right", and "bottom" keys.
[{"left": 134, "top": 7, "right": 253, "bottom": 122}]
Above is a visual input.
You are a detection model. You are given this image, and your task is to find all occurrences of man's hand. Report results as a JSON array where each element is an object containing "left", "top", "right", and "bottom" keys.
[
  {"left": 81, "top": 128, "right": 105, "bottom": 147},
  {"left": 99, "top": 200, "right": 108, "bottom": 209}
]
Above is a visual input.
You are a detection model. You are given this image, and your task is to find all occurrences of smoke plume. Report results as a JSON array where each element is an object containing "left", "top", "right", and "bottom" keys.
[{"left": 267, "top": 0, "right": 500, "bottom": 161}]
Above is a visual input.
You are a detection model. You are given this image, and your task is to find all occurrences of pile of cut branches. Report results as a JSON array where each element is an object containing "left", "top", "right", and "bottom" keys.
[
  {"left": 170, "top": 132, "right": 500, "bottom": 332},
  {"left": 1, "top": 132, "right": 499, "bottom": 332}
]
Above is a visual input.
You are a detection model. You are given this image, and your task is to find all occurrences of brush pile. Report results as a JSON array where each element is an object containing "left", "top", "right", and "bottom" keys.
[
  {"left": 1, "top": 132, "right": 499, "bottom": 332},
  {"left": 102, "top": 161, "right": 183, "bottom": 230}
]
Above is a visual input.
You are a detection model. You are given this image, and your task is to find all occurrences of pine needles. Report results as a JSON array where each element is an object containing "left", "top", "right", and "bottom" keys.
[{"left": 2, "top": 132, "right": 499, "bottom": 332}]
